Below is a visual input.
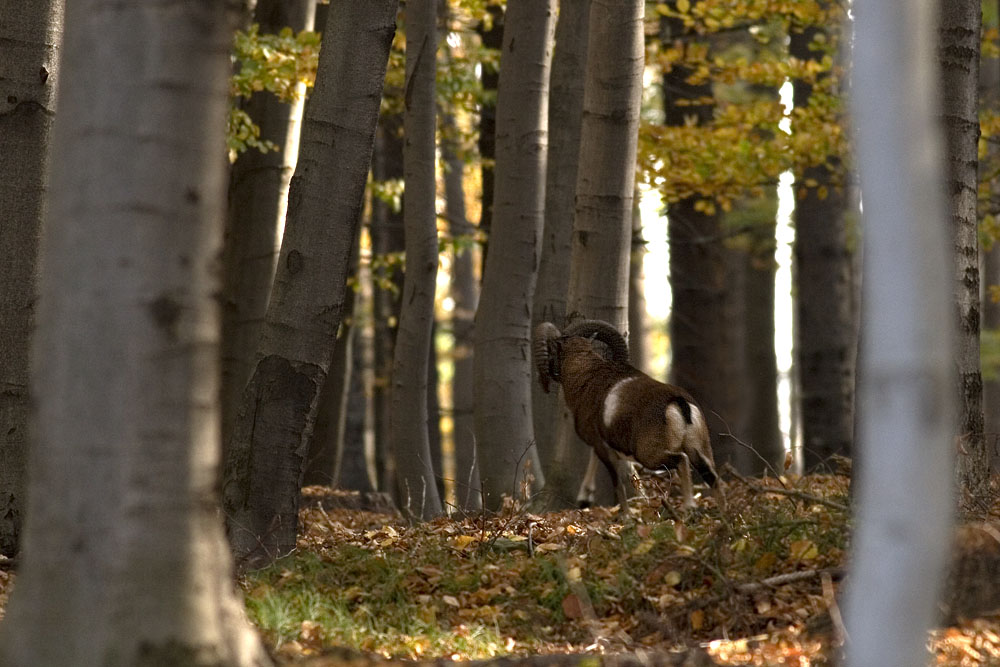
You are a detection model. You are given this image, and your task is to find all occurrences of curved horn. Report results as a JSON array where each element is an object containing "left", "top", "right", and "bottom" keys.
[
  {"left": 532, "top": 322, "right": 562, "bottom": 393},
  {"left": 562, "top": 319, "right": 630, "bottom": 364}
]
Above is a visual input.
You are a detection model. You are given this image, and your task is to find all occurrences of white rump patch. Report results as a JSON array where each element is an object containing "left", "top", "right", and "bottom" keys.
[
  {"left": 665, "top": 402, "right": 686, "bottom": 443},
  {"left": 688, "top": 404, "right": 705, "bottom": 431},
  {"left": 603, "top": 377, "right": 639, "bottom": 428}
]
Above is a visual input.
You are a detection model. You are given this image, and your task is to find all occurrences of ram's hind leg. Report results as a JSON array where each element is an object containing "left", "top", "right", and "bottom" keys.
[
  {"left": 655, "top": 452, "right": 695, "bottom": 510},
  {"left": 576, "top": 451, "right": 602, "bottom": 507}
]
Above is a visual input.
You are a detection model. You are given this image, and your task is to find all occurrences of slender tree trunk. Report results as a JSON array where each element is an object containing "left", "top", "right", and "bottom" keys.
[
  {"left": 790, "top": 26, "right": 856, "bottom": 472},
  {"left": 531, "top": 0, "right": 591, "bottom": 471},
  {"left": 629, "top": 195, "right": 652, "bottom": 376},
  {"left": 0, "top": 1, "right": 270, "bottom": 663},
  {"left": 221, "top": 0, "right": 316, "bottom": 447},
  {"left": 302, "top": 245, "right": 360, "bottom": 487},
  {"left": 721, "top": 229, "right": 750, "bottom": 466},
  {"left": 442, "top": 107, "right": 481, "bottom": 511},
  {"left": 389, "top": 0, "right": 443, "bottom": 519},
  {"left": 371, "top": 117, "right": 406, "bottom": 495},
  {"left": 476, "top": 5, "right": 503, "bottom": 269},
  {"left": 738, "top": 195, "right": 783, "bottom": 472},
  {"left": 474, "top": 0, "right": 556, "bottom": 509},
  {"left": 428, "top": 323, "right": 445, "bottom": 501},
  {"left": 662, "top": 13, "right": 734, "bottom": 470},
  {"left": 844, "top": 0, "right": 955, "bottom": 662},
  {"left": 538, "top": 0, "right": 644, "bottom": 510},
  {"left": 0, "top": 0, "right": 62, "bottom": 558},
  {"left": 223, "top": 1, "right": 398, "bottom": 568},
  {"left": 939, "top": 0, "right": 988, "bottom": 509},
  {"left": 337, "top": 314, "right": 376, "bottom": 492}
]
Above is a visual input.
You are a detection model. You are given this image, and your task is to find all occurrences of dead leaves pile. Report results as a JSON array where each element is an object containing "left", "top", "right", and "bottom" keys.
[{"left": 284, "top": 474, "right": 852, "bottom": 664}]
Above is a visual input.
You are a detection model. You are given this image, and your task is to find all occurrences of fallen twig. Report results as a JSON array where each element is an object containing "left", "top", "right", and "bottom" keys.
[
  {"left": 735, "top": 567, "right": 845, "bottom": 594},
  {"left": 726, "top": 466, "right": 849, "bottom": 513}
]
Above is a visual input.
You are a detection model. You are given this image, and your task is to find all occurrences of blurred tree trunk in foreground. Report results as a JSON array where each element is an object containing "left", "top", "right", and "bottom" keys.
[
  {"left": 0, "top": 0, "right": 270, "bottom": 663},
  {"left": 0, "top": 0, "right": 63, "bottom": 558},
  {"left": 844, "top": 0, "right": 955, "bottom": 664}
]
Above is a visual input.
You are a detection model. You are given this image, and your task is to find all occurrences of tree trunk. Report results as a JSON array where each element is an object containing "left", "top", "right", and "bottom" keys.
[
  {"left": 539, "top": 0, "right": 644, "bottom": 510},
  {"left": 302, "top": 245, "right": 360, "bottom": 488},
  {"left": 0, "top": 0, "right": 62, "bottom": 558},
  {"left": 389, "top": 0, "right": 443, "bottom": 520},
  {"left": 0, "top": 1, "right": 270, "bottom": 663},
  {"left": 844, "top": 0, "right": 955, "bottom": 663},
  {"left": 475, "top": 5, "right": 503, "bottom": 269},
  {"left": 221, "top": 0, "right": 316, "bottom": 447},
  {"left": 662, "top": 13, "right": 735, "bottom": 470},
  {"left": 473, "top": 0, "right": 555, "bottom": 509},
  {"left": 442, "top": 108, "right": 482, "bottom": 511},
  {"left": 223, "top": 0, "right": 398, "bottom": 568},
  {"left": 939, "top": 0, "right": 988, "bottom": 510},
  {"left": 732, "top": 195, "right": 783, "bottom": 473},
  {"left": 371, "top": 116, "right": 406, "bottom": 495},
  {"left": 337, "top": 313, "right": 376, "bottom": 492},
  {"left": 790, "top": 26, "right": 856, "bottom": 473},
  {"left": 629, "top": 195, "right": 652, "bottom": 376},
  {"left": 531, "top": 0, "right": 591, "bottom": 470}
]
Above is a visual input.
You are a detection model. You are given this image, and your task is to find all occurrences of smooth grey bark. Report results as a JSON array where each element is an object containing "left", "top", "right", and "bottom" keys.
[
  {"left": 628, "top": 196, "right": 652, "bottom": 376},
  {"left": 473, "top": 0, "right": 555, "bottom": 509},
  {"left": 221, "top": 0, "right": 316, "bottom": 447},
  {"left": 844, "top": 0, "right": 955, "bottom": 663},
  {"left": 790, "top": 26, "right": 856, "bottom": 473},
  {"left": 0, "top": 0, "right": 62, "bottom": 558},
  {"left": 939, "top": 0, "right": 987, "bottom": 509},
  {"left": 537, "top": 0, "right": 644, "bottom": 510},
  {"left": 223, "top": 0, "right": 398, "bottom": 568},
  {"left": 0, "top": 1, "right": 270, "bottom": 663},
  {"left": 389, "top": 0, "right": 443, "bottom": 520},
  {"left": 371, "top": 117, "right": 406, "bottom": 495},
  {"left": 531, "top": 0, "right": 591, "bottom": 471},
  {"left": 442, "top": 110, "right": 482, "bottom": 511}
]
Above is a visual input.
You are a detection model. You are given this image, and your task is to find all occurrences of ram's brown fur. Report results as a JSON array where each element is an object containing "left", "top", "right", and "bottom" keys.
[{"left": 533, "top": 320, "right": 717, "bottom": 507}]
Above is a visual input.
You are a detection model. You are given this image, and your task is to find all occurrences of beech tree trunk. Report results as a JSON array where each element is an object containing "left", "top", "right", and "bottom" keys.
[
  {"left": 475, "top": 5, "right": 503, "bottom": 268},
  {"left": 442, "top": 107, "right": 482, "bottom": 511},
  {"left": 371, "top": 116, "right": 406, "bottom": 495},
  {"left": 389, "top": 0, "right": 443, "bottom": 519},
  {"left": 742, "top": 197, "right": 783, "bottom": 471},
  {"left": 0, "top": 1, "right": 270, "bottom": 663},
  {"left": 531, "top": 0, "right": 591, "bottom": 470},
  {"left": 303, "top": 245, "right": 360, "bottom": 487},
  {"left": 844, "top": 0, "right": 955, "bottom": 662},
  {"left": 790, "top": 26, "right": 856, "bottom": 473},
  {"left": 221, "top": 0, "right": 316, "bottom": 446},
  {"left": 0, "top": 0, "right": 62, "bottom": 558},
  {"left": 939, "top": 0, "right": 988, "bottom": 509},
  {"left": 629, "top": 196, "right": 652, "bottom": 376},
  {"left": 223, "top": 0, "right": 398, "bottom": 568},
  {"left": 539, "top": 0, "right": 644, "bottom": 510},
  {"left": 662, "top": 12, "right": 734, "bottom": 470},
  {"left": 473, "top": 0, "right": 555, "bottom": 509}
]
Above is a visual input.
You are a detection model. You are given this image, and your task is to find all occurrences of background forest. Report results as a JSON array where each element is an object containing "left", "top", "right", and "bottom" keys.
[{"left": 1, "top": 0, "right": 999, "bottom": 664}]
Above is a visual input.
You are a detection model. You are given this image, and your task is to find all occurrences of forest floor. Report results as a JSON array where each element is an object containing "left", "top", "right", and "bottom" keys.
[
  {"left": 247, "top": 474, "right": 1000, "bottom": 666},
  {"left": 2, "top": 472, "right": 1000, "bottom": 665}
]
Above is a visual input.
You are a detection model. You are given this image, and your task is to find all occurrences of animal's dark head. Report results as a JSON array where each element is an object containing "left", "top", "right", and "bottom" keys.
[{"left": 532, "top": 319, "right": 630, "bottom": 393}]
